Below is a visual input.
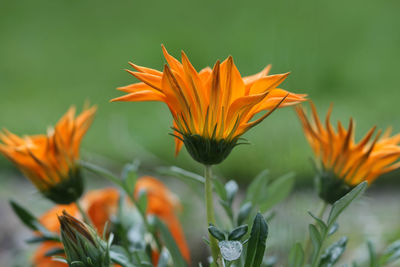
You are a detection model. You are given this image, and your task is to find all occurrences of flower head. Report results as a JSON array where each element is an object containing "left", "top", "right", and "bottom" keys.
[
  {"left": 296, "top": 102, "right": 400, "bottom": 203},
  {"left": 58, "top": 211, "right": 110, "bottom": 267},
  {"left": 0, "top": 105, "right": 96, "bottom": 204},
  {"left": 112, "top": 46, "right": 306, "bottom": 164}
]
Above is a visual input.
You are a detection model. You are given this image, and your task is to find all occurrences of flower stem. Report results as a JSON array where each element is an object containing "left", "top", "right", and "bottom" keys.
[
  {"left": 204, "top": 165, "right": 220, "bottom": 265},
  {"left": 75, "top": 200, "right": 92, "bottom": 226}
]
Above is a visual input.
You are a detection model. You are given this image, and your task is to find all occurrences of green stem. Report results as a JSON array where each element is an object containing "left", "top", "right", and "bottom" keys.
[
  {"left": 204, "top": 165, "right": 220, "bottom": 266},
  {"left": 75, "top": 200, "right": 93, "bottom": 226},
  {"left": 305, "top": 201, "right": 328, "bottom": 264}
]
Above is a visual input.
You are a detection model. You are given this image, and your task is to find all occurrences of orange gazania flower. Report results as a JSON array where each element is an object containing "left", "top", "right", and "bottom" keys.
[
  {"left": 112, "top": 46, "right": 306, "bottom": 164},
  {"left": 296, "top": 102, "right": 400, "bottom": 203},
  {"left": 33, "top": 177, "right": 190, "bottom": 266},
  {"left": 0, "top": 106, "right": 96, "bottom": 204}
]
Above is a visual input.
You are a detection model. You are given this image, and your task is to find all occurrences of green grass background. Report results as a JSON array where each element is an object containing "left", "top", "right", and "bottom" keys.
[{"left": 1, "top": 0, "right": 400, "bottom": 183}]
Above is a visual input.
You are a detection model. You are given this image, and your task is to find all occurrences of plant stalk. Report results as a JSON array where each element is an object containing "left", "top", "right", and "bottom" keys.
[{"left": 204, "top": 165, "right": 220, "bottom": 266}]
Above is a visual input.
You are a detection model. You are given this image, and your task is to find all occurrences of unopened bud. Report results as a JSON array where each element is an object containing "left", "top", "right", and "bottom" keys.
[{"left": 58, "top": 211, "right": 110, "bottom": 267}]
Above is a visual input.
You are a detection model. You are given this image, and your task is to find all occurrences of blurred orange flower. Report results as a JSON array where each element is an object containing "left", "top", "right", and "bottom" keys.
[
  {"left": 296, "top": 102, "right": 400, "bottom": 202},
  {"left": 112, "top": 46, "right": 306, "bottom": 164},
  {"left": 0, "top": 106, "right": 96, "bottom": 204},
  {"left": 33, "top": 177, "right": 190, "bottom": 266}
]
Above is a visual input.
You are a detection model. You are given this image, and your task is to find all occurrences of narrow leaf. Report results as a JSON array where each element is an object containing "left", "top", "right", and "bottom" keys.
[
  {"left": 245, "top": 170, "right": 269, "bottom": 204},
  {"left": 288, "top": 243, "right": 304, "bottom": 267},
  {"left": 228, "top": 225, "right": 248, "bottom": 241},
  {"left": 327, "top": 182, "right": 367, "bottom": 227},
  {"left": 309, "top": 224, "right": 322, "bottom": 261},
  {"left": 157, "top": 166, "right": 205, "bottom": 184},
  {"left": 244, "top": 213, "right": 269, "bottom": 267},
  {"left": 208, "top": 225, "right": 226, "bottom": 241},
  {"left": 308, "top": 211, "right": 328, "bottom": 233},
  {"left": 260, "top": 172, "right": 295, "bottom": 212},
  {"left": 319, "top": 237, "right": 348, "bottom": 267},
  {"left": 10, "top": 200, "right": 39, "bottom": 231},
  {"left": 155, "top": 218, "right": 187, "bottom": 267}
]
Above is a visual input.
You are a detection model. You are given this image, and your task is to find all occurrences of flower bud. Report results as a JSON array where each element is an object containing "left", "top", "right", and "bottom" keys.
[{"left": 58, "top": 211, "right": 110, "bottom": 267}]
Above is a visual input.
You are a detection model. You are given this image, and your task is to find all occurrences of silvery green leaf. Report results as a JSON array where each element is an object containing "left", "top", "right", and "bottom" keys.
[
  {"left": 381, "top": 240, "right": 400, "bottom": 264},
  {"left": 320, "top": 237, "right": 348, "bottom": 267},
  {"left": 225, "top": 180, "right": 238, "bottom": 204},
  {"left": 157, "top": 248, "right": 171, "bottom": 267},
  {"left": 237, "top": 202, "right": 252, "bottom": 225},
  {"left": 328, "top": 223, "right": 339, "bottom": 236},
  {"left": 218, "top": 240, "right": 243, "bottom": 261}
]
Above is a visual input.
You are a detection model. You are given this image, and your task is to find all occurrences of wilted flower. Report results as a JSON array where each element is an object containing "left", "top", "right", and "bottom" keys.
[
  {"left": 112, "top": 46, "right": 306, "bottom": 165},
  {"left": 33, "top": 177, "right": 190, "bottom": 266},
  {"left": 0, "top": 106, "right": 96, "bottom": 204},
  {"left": 58, "top": 211, "right": 110, "bottom": 267},
  {"left": 296, "top": 102, "right": 400, "bottom": 203}
]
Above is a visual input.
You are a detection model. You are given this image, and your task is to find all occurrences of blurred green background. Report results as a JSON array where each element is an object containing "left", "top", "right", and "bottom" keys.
[
  {"left": 1, "top": 0, "right": 400, "bottom": 266},
  {"left": 1, "top": 0, "right": 400, "bottom": 182}
]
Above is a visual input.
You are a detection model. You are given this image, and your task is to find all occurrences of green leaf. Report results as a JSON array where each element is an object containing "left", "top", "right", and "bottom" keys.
[
  {"left": 218, "top": 240, "right": 243, "bottom": 261},
  {"left": 155, "top": 218, "right": 187, "bottom": 267},
  {"left": 157, "top": 166, "right": 205, "bottom": 184},
  {"left": 380, "top": 240, "right": 400, "bottom": 265},
  {"left": 319, "top": 237, "right": 348, "bottom": 267},
  {"left": 157, "top": 248, "right": 171, "bottom": 267},
  {"left": 263, "top": 256, "right": 277, "bottom": 267},
  {"left": 44, "top": 248, "right": 65, "bottom": 257},
  {"left": 288, "top": 243, "right": 304, "bottom": 267},
  {"left": 9, "top": 200, "right": 54, "bottom": 237},
  {"left": 213, "top": 179, "right": 227, "bottom": 202},
  {"left": 121, "top": 161, "right": 139, "bottom": 195},
  {"left": 308, "top": 211, "right": 328, "bottom": 233},
  {"left": 208, "top": 224, "right": 226, "bottom": 241},
  {"left": 245, "top": 170, "right": 269, "bottom": 204},
  {"left": 244, "top": 213, "right": 269, "bottom": 267},
  {"left": 10, "top": 200, "right": 40, "bottom": 231},
  {"left": 26, "top": 235, "right": 60, "bottom": 244},
  {"left": 80, "top": 160, "right": 124, "bottom": 188},
  {"left": 327, "top": 223, "right": 339, "bottom": 236},
  {"left": 367, "top": 241, "right": 379, "bottom": 267},
  {"left": 237, "top": 202, "right": 252, "bottom": 225},
  {"left": 327, "top": 182, "right": 367, "bottom": 227},
  {"left": 309, "top": 224, "right": 322, "bottom": 262},
  {"left": 137, "top": 189, "right": 148, "bottom": 214},
  {"left": 225, "top": 180, "right": 238, "bottom": 205},
  {"left": 109, "top": 245, "right": 135, "bottom": 267},
  {"left": 228, "top": 225, "right": 248, "bottom": 241},
  {"left": 259, "top": 172, "right": 295, "bottom": 212}
]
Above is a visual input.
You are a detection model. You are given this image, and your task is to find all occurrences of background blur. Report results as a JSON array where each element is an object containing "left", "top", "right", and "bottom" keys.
[{"left": 1, "top": 0, "right": 400, "bottom": 266}]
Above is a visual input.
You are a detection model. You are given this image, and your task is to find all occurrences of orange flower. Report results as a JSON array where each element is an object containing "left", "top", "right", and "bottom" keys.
[
  {"left": 33, "top": 177, "right": 190, "bottom": 266},
  {"left": 112, "top": 46, "right": 306, "bottom": 164},
  {"left": 0, "top": 105, "right": 96, "bottom": 204},
  {"left": 296, "top": 102, "right": 400, "bottom": 203},
  {"left": 135, "top": 176, "right": 190, "bottom": 263}
]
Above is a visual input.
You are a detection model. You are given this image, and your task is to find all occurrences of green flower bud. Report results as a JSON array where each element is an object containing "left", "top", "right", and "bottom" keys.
[{"left": 58, "top": 211, "right": 110, "bottom": 267}]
